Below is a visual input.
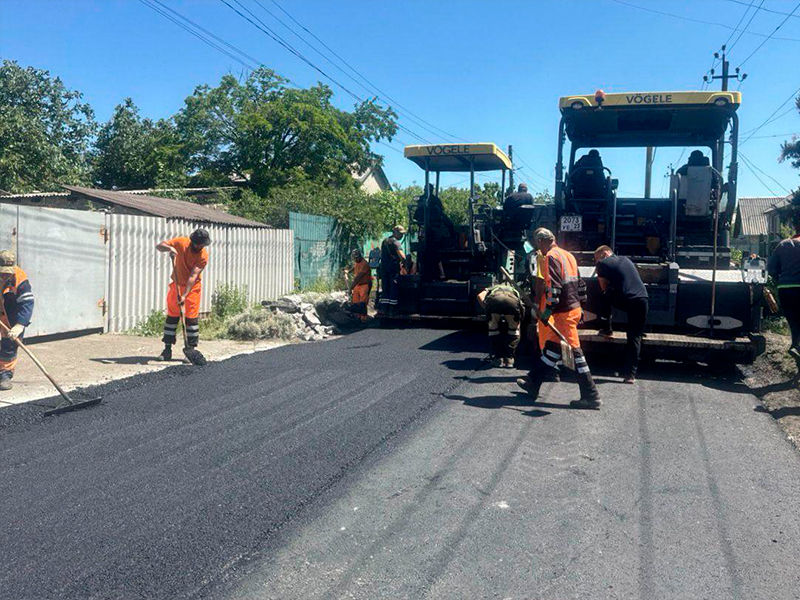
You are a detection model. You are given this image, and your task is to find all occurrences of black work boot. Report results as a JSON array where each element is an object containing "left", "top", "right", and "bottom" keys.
[
  {"left": 571, "top": 350, "right": 602, "bottom": 409},
  {"left": 158, "top": 345, "right": 173, "bottom": 361}
]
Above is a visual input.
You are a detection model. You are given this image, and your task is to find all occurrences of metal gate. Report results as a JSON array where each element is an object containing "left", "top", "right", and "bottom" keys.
[{"left": 12, "top": 206, "right": 107, "bottom": 337}]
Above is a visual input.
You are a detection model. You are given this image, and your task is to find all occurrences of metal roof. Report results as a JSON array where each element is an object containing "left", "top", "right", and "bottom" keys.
[
  {"left": 62, "top": 185, "right": 270, "bottom": 228},
  {"left": 736, "top": 196, "right": 789, "bottom": 237}
]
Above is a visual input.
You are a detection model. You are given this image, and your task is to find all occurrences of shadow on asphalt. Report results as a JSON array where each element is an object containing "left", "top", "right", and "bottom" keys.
[
  {"left": 747, "top": 375, "right": 800, "bottom": 398},
  {"left": 419, "top": 330, "right": 487, "bottom": 354},
  {"left": 444, "top": 389, "right": 586, "bottom": 417},
  {"left": 90, "top": 356, "right": 159, "bottom": 365}
]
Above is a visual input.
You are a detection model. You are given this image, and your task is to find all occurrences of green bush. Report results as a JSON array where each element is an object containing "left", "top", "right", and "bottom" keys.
[
  {"left": 225, "top": 309, "right": 297, "bottom": 341},
  {"left": 128, "top": 310, "right": 166, "bottom": 337},
  {"left": 301, "top": 277, "right": 346, "bottom": 294},
  {"left": 212, "top": 283, "right": 249, "bottom": 319}
]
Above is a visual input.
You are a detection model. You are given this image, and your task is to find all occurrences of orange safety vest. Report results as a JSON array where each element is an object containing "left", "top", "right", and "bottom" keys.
[{"left": 541, "top": 245, "right": 581, "bottom": 314}]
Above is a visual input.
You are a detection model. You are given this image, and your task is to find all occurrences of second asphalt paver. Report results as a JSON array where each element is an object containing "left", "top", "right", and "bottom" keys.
[{"left": 2, "top": 328, "right": 800, "bottom": 599}]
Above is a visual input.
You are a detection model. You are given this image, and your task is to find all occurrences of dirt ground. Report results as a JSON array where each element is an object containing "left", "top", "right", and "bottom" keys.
[
  {"left": 741, "top": 332, "right": 800, "bottom": 449},
  {"left": 0, "top": 333, "right": 291, "bottom": 408}
]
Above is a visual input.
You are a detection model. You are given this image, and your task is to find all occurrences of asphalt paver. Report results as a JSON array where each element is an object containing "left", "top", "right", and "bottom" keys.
[{"left": 3, "top": 328, "right": 800, "bottom": 599}]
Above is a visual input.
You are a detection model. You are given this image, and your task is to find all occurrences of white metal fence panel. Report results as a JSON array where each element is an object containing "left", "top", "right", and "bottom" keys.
[
  {"left": 107, "top": 215, "right": 294, "bottom": 332},
  {"left": 16, "top": 206, "right": 107, "bottom": 337},
  {"left": 0, "top": 204, "right": 16, "bottom": 252}
]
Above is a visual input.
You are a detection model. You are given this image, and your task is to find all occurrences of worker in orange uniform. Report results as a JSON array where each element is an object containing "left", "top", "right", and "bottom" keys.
[
  {"left": 517, "top": 228, "right": 601, "bottom": 409},
  {"left": 155, "top": 229, "right": 210, "bottom": 361},
  {"left": 347, "top": 249, "right": 372, "bottom": 322},
  {"left": 0, "top": 251, "right": 34, "bottom": 391}
]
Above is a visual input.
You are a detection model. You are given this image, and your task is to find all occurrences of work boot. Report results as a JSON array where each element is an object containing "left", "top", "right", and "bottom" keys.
[
  {"left": 0, "top": 378, "right": 12, "bottom": 391},
  {"left": 491, "top": 357, "right": 503, "bottom": 368},
  {"left": 570, "top": 395, "right": 603, "bottom": 410},
  {"left": 158, "top": 345, "right": 173, "bottom": 361},
  {"left": 504, "top": 357, "right": 515, "bottom": 368}
]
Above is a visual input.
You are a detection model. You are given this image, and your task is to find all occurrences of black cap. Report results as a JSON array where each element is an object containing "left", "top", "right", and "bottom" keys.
[{"left": 190, "top": 228, "right": 211, "bottom": 245}]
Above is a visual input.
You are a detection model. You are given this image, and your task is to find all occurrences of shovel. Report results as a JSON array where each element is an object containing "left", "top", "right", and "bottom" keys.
[
  {"left": 498, "top": 267, "right": 576, "bottom": 371},
  {"left": 0, "top": 320, "right": 102, "bottom": 416}
]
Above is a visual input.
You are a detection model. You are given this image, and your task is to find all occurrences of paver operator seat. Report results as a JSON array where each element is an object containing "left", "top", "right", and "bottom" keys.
[{"left": 568, "top": 149, "right": 612, "bottom": 200}]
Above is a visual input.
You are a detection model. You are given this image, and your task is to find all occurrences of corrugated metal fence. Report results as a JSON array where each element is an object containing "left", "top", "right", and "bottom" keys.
[
  {"left": 0, "top": 205, "right": 294, "bottom": 336},
  {"left": 107, "top": 214, "right": 294, "bottom": 332}
]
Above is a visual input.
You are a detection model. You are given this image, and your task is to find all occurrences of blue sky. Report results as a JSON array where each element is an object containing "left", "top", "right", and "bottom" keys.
[{"left": 1, "top": 0, "right": 799, "bottom": 198}]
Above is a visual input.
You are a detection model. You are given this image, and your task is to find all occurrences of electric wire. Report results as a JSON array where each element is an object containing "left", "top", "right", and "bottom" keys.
[
  {"left": 265, "top": 0, "right": 469, "bottom": 143},
  {"left": 736, "top": 2, "right": 800, "bottom": 68},
  {"left": 611, "top": 0, "right": 800, "bottom": 42},
  {"left": 251, "top": 0, "right": 464, "bottom": 143},
  {"left": 727, "top": 0, "right": 764, "bottom": 53},
  {"left": 741, "top": 86, "right": 800, "bottom": 144},
  {"left": 723, "top": 0, "right": 800, "bottom": 20},
  {"left": 739, "top": 152, "right": 792, "bottom": 194},
  {"left": 219, "top": 0, "right": 432, "bottom": 144}
]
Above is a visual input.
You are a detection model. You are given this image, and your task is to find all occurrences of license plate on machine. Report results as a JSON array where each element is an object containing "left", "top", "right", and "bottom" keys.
[{"left": 560, "top": 215, "right": 582, "bottom": 232}]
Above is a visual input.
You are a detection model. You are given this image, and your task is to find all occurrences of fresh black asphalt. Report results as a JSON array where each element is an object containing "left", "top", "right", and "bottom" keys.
[{"left": 2, "top": 327, "right": 800, "bottom": 599}]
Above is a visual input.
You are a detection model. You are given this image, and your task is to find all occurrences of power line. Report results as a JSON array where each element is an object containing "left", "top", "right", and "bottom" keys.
[
  {"left": 723, "top": 0, "right": 800, "bottom": 20},
  {"left": 741, "top": 86, "right": 800, "bottom": 144},
  {"left": 139, "top": 0, "right": 259, "bottom": 72},
  {"left": 740, "top": 152, "right": 792, "bottom": 194},
  {"left": 218, "top": 0, "right": 431, "bottom": 144},
  {"left": 266, "top": 0, "right": 469, "bottom": 143},
  {"left": 736, "top": 2, "right": 800, "bottom": 68},
  {"left": 722, "top": 0, "right": 755, "bottom": 49},
  {"left": 251, "top": 0, "right": 463, "bottom": 143},
  {"left": 611, "top": 0, "right": 800, "bottom": 42},
  {"left": 727, "top": 0, "right": 764, "bottom": 53},
  {"left": 748, "top": 131, "right": 800, "bottom": 140},
  {"left": 739, "top": 154, "right": 780, "bottom": 195}
]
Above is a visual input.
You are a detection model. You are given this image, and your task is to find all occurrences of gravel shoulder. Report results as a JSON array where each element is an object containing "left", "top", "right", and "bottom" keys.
[{"left": 740, "top": 332, "right": 800, "bottom": 449}]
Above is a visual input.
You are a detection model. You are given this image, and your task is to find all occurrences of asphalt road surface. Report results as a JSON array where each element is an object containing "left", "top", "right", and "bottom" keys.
[{"left": 2, "top": 327, "right": 800, "bottom": 600}]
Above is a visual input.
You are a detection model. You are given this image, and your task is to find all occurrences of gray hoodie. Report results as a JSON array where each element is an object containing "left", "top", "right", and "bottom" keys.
[{"left": 768, "top": 237, "right": 800, "bottom": 287}]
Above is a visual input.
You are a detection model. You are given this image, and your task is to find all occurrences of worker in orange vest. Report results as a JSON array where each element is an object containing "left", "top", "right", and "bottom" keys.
[
  {"left": 156, "top": 229, "right": 210, "bottom": 361},
  {"left": 0, "top": 250, "right": 34, "bottom": 391},
  {"left": 517, "top": 228, "right": 601, "bottom": 409},
  {"left": 346, "top": 249, "right": 372, "bottom": 323}
]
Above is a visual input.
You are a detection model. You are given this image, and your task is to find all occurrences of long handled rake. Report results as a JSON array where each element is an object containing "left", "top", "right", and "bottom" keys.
[{"left": 0, "top": 320, "right": 102, "bottom": 416}]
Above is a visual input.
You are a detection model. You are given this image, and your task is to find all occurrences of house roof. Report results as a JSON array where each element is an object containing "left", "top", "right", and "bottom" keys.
[
  {"left": 62, "top": 185, "right": 269, "bottom": 228},
  {"left": 736, "top": 196, "right": 790, "bottom": 236}
]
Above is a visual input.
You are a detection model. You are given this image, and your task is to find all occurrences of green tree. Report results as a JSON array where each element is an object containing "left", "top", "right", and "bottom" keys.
[
  {"left": 174, "top": 68, "right": 397, "bottom": 195},
  {"left": 93, "top": 98, "right": 187, "bottom": 189},
  {"left": 779, "top": 94, "right": 800, "bottom": 205},
  {"left": 0, "top": 60, "right": 96, "bottom": 193}
]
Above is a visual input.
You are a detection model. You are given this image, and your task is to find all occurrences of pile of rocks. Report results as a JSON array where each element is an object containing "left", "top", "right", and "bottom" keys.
[{"left": 261, "top": 292, "right": 361, "bottom": 342}]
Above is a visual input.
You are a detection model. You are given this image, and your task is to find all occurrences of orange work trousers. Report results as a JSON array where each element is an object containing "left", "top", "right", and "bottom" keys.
[
  {"left": 538, "top": 306, "right": 582, "bottom": 350},
  {"left": 167, "top": 283, "right": 201, "bottom": 319}
]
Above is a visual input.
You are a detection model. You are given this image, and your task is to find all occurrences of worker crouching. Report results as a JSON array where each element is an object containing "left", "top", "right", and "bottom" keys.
[
  {"left": 517, "top": 228, "right": 601, "bottom": 409},
  {"left": 156, "top": 229, "right": 210, "bottom": 361},
  {"left": 478, "top": 283, "right": 523, "bottom": 368},
  {"left": 0, "top": 251, "right": 34, "bottom": 391}
]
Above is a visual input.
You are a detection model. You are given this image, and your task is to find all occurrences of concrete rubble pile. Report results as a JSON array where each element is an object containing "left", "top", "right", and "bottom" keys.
[{"left": 261, "top": 292, "right": 361, "bottom": 342}]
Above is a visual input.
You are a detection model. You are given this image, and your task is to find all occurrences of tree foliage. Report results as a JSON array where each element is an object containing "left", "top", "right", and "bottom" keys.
[
  {"left": 779, "top": 94, "right": 800, "bottom": 205},
  {"left": 93, "top": 98, "right": 187, "bottom": 189},
  {"left": 174, "top": 68, "right": 397, "bottom": 195},
  {"left": 0, "top": 60, "right": 96, "bottom": 193}
]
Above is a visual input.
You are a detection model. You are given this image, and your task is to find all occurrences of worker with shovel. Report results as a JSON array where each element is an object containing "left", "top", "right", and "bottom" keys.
[
  {"left": 156, "top": 229, "right": 210, "bottom": 362},
  {"left": 0, "top": 250, "right": 34, "bottom": 391},
  {"left": 516, "top": 228, "right": 601, "bottom": 409}
]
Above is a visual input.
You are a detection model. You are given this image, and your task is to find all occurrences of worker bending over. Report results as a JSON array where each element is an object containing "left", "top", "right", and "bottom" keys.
[
  {"left": 0, "top": 251, "right": 34, "bottom": 391},
  {"left": 156, "top": 229, "right": 210, "bottom": 361},
  {"left": 478, "top": 283, "right": 524, "bottom": 368},
  {"left": 347, "top": 249, "right": 372, "bottom": 323},
  {"left": 517, "top": 228, "right": 601, "bottom": 409},
  {"left": 594, "top": 245, "right": 649, "bottom": 383}
]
